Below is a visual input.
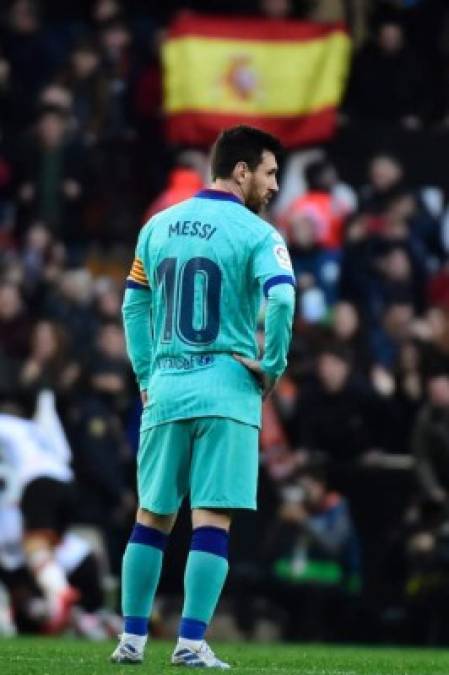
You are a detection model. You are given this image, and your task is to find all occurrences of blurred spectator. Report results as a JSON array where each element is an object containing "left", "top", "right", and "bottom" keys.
[
  {"left": 359, "top": 154, "right": 405, "bottom": 216},
  {"left": 60, "top": 40, "right": 108, "bottom": 145},
  {"left": 91, "top": 0, "right": 123, "bottom": 25},
  {"left": 339, "top": 214, "right": 377, "bottom": 316},
  {"left": 15, "top": 108, "right": 85, "bottom": 250},
  {"left": 68, "top": 398, "right": 133, "bottom": 522},
  {"left": 412, "top": 373, "right": 449, "bottom": 507},
  {"left": 375, "top": 247, "right": 425, "bottom": 314},
  {"left": 370, "top": 301, "right": 414, "bottom": 370},
  {"left": 266, "top": 467, "right": 361, "bottom": 640},
  {"left": 88, "top": 321, "right": 133, "bottom": 418},
  {"left": 0, "top": 137, "right": 15, "bottom": 248},
  {"left": 2, "top": 1, "right": 58, "bottom": 124},
  {"left": 292, "top": 346, "right": 389, "bottom": 481},
  {"left": 68, "top": 348, "right": 135, "bottom": 573},
  {"left": 390, "top": 339, "right": 424, "bottom": 451},
  {"left": 404, "top": 497, "right": 449, "bottom": 645},
  {"left": 413, "top": 308, "right": 449, "bottom": 379},
  {"left": 344, "top": 19, "right": 429, "bottom": 127},
  {"left": 0, "top": 49, "right": 14, "bottom": 131},
  {"left": 97, "top": 17, "right": 135, "bottom": 141},
  {"left": 279, "top": 159, "right": 351, "bottom": 250},
  {"left": 43, "top": 269, "right": 97, "bottom": 357},
  {"left": 81, "top": 16, "right": 142, "bottom": 245},
  {"left": 93, "top": 278, "right": 122, "bottom": 322},
  {"left": 0, "top": 282, "right": 30, "bottom": 361},
  {"left": 38, "top": 83, "right": 73, "bottom": 119},
  {"left": 258, "top": 0, "right": 294, "bottom": 20},
  {"left": 143, "top": 150, "right": 206, "bottom": 221},
  {"left": 328, "top": 302, "right": 372, "bottom": 376},
  {"left": 359, "top": 154, "right": 443, "bottom": 265},
  {"left": 285, "top": 203, "right": 341, "bottom": 317},
  {"left": 20, "top": 223, "right": 66, "bottom": 300},
  {"left": 19, "top": 320, "right": 80, "bottom": 408},
  {"left": 428, "top": 263, "right": 449, "bottom": 311}
]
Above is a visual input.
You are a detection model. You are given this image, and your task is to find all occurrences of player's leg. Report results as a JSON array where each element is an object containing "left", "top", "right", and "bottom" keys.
[
  {"left": 172, "top": 418, "right": 259, "bottom": 668},
  {"left": 182, "top": 507, "right": 231, "bottom": 641},
  {"left": 60, "top": 533, "right": 116, "bottom": 639},
  {"left": 112, "top": 509, "right": 176, "bottom": 663},
  {"left": 112, "top": 421, "right": 190, "bottom": 664},
  {"left": 21, "top": 477, "right": 79, "bottom": 633},
  {"left": 172, "top": 507, "right": 231, "bottom": 669}
]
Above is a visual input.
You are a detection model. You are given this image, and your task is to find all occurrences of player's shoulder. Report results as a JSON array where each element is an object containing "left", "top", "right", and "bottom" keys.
[
  {"left": 244, "top": 214, "right": 286, "bottom": 248},
  {"left": 233, "top": 205, "right": 264, "bottom": 227}
]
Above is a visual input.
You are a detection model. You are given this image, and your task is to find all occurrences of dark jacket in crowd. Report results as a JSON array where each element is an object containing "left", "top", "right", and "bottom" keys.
[
  {"left": 68, "top": 394, "right": 129, "bottom": 525},
  {"left": 412, "top": 404, "right": 449, "bottom": 499},
  {"left": 295, "top": 379, "right": 387, "bottom": 462},
  {"left": 344, "top": 42, "right": 427, "bottom": 123}
]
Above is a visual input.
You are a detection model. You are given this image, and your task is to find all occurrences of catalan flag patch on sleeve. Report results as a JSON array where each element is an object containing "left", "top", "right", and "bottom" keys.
[{"left": 127, "top": 257, "right": 150, "bottom": 290}]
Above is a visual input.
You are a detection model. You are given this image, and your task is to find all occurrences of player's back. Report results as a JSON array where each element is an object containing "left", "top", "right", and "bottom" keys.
[
  {"left": 0, "top": 414, "right": 73, "bottom": 490},
  {"left": 133, "top": 189, "right": 289, "bottom": 429}
]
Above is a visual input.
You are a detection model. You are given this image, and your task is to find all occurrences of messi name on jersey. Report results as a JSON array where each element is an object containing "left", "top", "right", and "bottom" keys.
[{"left": 168, "top": 220, "right": 217, "bottom": 240}]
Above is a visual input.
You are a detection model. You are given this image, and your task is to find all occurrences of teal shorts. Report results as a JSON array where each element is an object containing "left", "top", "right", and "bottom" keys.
[{"left": 137, "top": 417, "right": 259, "bottom": 514}]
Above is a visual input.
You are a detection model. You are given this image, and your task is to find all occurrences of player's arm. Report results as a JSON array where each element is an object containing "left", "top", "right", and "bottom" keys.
[
  {"left": 235, "top": 231, "right": 295, "bottom": 398},
  {"left": 122, "top": 232, "right": 152, "bottom": 403},
  {"left": 261, "top": 281, "right": 295, "bottom": 377}
]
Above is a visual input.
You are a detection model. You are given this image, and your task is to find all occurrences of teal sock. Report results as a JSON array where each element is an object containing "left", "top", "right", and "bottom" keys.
[
  {"left": 122, "top": 524, "right": 168, "bottom": 633},
  {"left": 180, "top": 527, "right": 229, "bottom": 639}
]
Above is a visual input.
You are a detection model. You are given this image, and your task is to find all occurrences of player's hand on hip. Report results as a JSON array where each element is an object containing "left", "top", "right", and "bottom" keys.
[{"left": 233, "top": 354, "right": 277, "bottom": 399}]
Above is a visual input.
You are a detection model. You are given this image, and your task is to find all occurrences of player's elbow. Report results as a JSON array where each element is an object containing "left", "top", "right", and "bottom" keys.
[
  {"left": 267, "top": 283, "right": 296, "bottom": 310},
  {"left": 122, "top": 288, "right": 151, "bottom": 318}
]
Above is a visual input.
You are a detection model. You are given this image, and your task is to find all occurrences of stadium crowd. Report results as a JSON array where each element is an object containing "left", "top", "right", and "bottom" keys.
[{"left": 1, "top": 0, "right": 449, "bottom": 644}]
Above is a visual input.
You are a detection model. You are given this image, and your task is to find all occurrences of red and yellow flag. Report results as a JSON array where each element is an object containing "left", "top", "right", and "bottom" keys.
[{"left": 162, "top": 12, "right": 351, "bottom": 147}]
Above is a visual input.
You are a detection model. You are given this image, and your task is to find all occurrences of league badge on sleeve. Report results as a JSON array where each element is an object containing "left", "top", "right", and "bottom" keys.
[{"left": 273, "top": 244, "right": 293, "bottom": 271}]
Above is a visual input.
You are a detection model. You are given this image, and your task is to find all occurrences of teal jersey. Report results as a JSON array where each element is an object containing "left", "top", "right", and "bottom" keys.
[{"left": 123, "top": 189, "right": 295, "bottom": 429}]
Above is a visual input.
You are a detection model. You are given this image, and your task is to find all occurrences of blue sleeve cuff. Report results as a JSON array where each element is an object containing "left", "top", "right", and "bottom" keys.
[
  {"left": 126, "top": 280, "right": 150, "bottom": 291},
  {"left": 263, "top": 274, "right": 296, "bottom": 298}
]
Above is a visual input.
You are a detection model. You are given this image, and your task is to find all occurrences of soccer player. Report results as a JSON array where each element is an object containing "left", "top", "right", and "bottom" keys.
[
  {"left": 0, "top": 399, "right": 79, "bottom": 632},
  {"left": 111, "top": 125, "right": 296, "bottom": 668}
]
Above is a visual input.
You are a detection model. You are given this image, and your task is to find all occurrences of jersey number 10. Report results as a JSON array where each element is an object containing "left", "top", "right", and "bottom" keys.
[{"left": 156, "top": 257, "right": 222, "bottom": 346}]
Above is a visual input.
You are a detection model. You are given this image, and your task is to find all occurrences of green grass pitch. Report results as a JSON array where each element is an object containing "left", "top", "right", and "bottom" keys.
[{"left": 2, "top": 639, "right": 449, "bottom": 675}]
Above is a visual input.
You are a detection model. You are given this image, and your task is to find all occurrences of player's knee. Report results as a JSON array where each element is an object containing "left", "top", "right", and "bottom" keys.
[
  {"left": 191, "top": 508, "right": 232, "bottom": 532},
  {"left": 136, "top": 507, "right": 176, "bottom": 533}
]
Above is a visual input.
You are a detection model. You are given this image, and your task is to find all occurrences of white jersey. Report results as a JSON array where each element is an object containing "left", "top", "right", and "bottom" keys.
[
  {"left": 0, "top": 413, "right": 73, "bottom": 495},
  {"left": 0, "top": 504, "right": 24, "bottom": 571}
]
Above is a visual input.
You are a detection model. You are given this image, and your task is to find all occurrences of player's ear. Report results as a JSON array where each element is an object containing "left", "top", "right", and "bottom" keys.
[{"left": 233, "top": 161, "right": 249, "bottom": 185}]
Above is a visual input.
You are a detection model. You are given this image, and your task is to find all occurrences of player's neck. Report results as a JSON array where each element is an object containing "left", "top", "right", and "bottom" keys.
[{"left": 211, "top": 179, "right": 246, "bottom": 205}]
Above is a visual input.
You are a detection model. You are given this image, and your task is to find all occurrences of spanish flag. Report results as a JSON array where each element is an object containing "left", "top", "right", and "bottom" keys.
[{"left": 163, "top": 12, "right": 351, "bottom": 147}]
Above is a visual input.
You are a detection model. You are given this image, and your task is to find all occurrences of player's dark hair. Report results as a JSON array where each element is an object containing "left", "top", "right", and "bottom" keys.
[{"left": 210, "top": 125, "right": 283, "bottom": 180}]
